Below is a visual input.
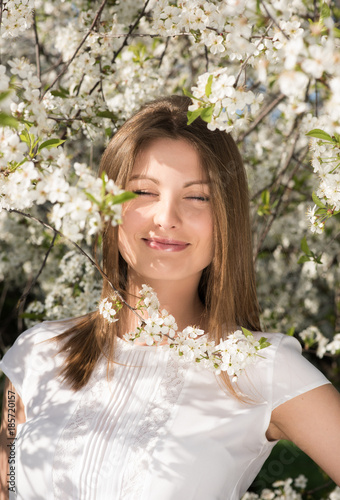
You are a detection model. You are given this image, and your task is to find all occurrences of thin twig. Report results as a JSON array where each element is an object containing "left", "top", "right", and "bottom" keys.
[
  {"left": 40, "top": 0, "right": 108, "bottom": 101},
  {"left": 90, "top": 29, "right": 274, "bottom": 41},
  {"left": 259, "top": 0, "right": 289, "bottom": 40},
  {"left": 111, "top": 0, "right": 151, "bottom": 63},
  {"left": 6, "top": 208, "right": 144, "bottom": 323},
  {"left": 234, "top": 21, "right": 273, "bottom": 88},
  {"left": 75, "top": 73, "right": 85, "bottom": 97},
  {"left": 0, "top": 0, "right": 4, "bottom": 59},
  {"left": 237, "top": 93, "right": 286, "bottom": 143},
  {"left": 306, "top": 479, "right": 335, "bottom": 495},
  {"left": 41, "top": 55, "right": 64, "bottom": 76},
  {"left": 315, "top": 79, "right": 319, "bottom": 118},
  {"left": 33, "top": 10, "right": 41, "bottom": 89},
  {"left": 158, "top": 37, "right": 170, "bottom": 68},
  {"left": 204, "top": 45, "right": 209, "bottom": 72},
  {"left": 254, "top": 133, "right": 303, "bottom": 259},
  {"left": 251, "top": 147, "right": 308, "bottom": 202},
  {"left": 17, "top": 232, "right": 58, "bottom": 311},
  {"left": 0, "top": 281, "right": 9, "bottom": 319}
]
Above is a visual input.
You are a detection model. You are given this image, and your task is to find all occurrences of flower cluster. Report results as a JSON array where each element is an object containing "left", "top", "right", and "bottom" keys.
[
  {"left": 306, "top": 131, "right": 340, "bottom": 231},
  {"left": 242, "top": 475, "right": 308, "bottom": 499},
  {"left": 187, "top": 68, "right": 264, "bottom": 133},
  {"left": 1, "top": 0, "right": 35, "bottom": 39},
  {"left": 99, "top": 298, "right": 120, "bottom": 324},
  {"left": 299, "top": 326, "right": 340, "bottom": 359},
  {"left": 99, "top": 286, "right": 271, "bottom": 381}
]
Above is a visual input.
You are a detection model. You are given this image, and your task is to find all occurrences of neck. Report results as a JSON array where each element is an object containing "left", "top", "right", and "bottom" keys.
[{"left": 121, "top": 271, "right": 207, "bottom": 335}]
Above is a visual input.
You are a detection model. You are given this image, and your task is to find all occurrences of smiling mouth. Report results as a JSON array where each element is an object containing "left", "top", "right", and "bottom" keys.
[{"left": 142, "top": 238, "right": 190, "bottom": 252}]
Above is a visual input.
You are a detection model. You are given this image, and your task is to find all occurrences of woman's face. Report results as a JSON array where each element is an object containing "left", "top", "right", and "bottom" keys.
[{"left": 118, "top": 138, "right": 214, "bottom": 287}]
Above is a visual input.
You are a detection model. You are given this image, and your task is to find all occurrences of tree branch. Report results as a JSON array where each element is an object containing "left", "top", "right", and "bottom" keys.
[
  {"left": 158, "top": 37, "right": 170, "bottom": 69},
  {"left": 237, "top": 93, "right": 286, "bottom": 143},
  {"left": 33, "top": 10, "right": 42, "bottom": 88},
  {"left": 6, "top": 208, "right": 144, "bottom": 323},
  {"left": 0, "top": 0, "right": 4, "bottom": 56},
  {"left": 17, "top": 232, "right": 57, "bottom": 311},
  {"left": 40, "top": 0, "right": 108, "bottom": 101},
  {"left": 111, "top": 0, "right": 151, "bottom": 63},
  {"left": 234, "top": 21, "right": 273, "bottom": 88},
  {"left": 253, "top": 134, "right": 305, "bottom": 259},
  {"left": 259, "top": 0, "right": 289, "bottom": 40}
]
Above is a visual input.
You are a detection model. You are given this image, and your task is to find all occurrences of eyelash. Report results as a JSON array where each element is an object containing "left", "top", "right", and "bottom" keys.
[
  {"left": 132, "top": 191, "right": 209, "bottom": 202},
  {"left": 187, "top": 196, "right": 210, "bottom": 202},
  {"left": 132, "top": 190, "right": 154, "bottom": 195}
]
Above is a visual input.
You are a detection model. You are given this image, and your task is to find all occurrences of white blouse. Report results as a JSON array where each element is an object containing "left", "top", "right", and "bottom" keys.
[{"left": 0, "top": 320, "right": 330, "bottom": 500}]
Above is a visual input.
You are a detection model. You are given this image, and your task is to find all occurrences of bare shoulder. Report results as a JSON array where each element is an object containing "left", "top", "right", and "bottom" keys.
[{"left": 269, "top": 383, "right": 340, "bottom": 485}]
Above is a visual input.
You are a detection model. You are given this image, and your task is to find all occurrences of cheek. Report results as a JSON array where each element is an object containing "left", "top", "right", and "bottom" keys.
[{"left": 191, "top": 211, "right": 214, "bottom": 258}]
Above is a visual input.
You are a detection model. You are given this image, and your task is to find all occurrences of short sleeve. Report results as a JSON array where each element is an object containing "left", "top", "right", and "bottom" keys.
[
  {"left": 0, "top": 320, "right": 72, "bottom": 401},
  {"left": 270, "top": 334, "right": 330, "bottom": 410}
]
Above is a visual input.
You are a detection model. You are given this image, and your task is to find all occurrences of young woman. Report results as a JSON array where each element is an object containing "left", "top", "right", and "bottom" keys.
[{"left": 1, "top": 96, "right": 340, "bottom": 499}]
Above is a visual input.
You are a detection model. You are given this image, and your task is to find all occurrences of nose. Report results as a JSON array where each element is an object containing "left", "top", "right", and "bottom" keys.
[{"left": 153, "top": 195, "right": 181, "bottom": 230}]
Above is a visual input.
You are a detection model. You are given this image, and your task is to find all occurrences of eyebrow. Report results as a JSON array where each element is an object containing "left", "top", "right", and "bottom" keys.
[{"left": 128, "top": 175, "right": 210, "bottom": 188}]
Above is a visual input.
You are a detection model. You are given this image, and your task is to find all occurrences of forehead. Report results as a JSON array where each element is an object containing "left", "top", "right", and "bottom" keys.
[{"left": 131, "top": 138, "right": 207, "bottom": 180}]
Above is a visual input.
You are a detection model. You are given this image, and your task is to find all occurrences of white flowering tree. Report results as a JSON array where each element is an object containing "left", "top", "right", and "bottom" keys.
[{"left": 0, "top": 0, "right": 340, "bottom": 496}]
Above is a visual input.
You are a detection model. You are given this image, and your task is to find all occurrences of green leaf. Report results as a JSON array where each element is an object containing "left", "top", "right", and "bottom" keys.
[
  {"left": 256, "top": 0, "right": 261, "bottom": 15},
  {"left": 258, "top": 337, "right": 271, "bottom": 349},
  {"left": 333, "top": 132, "right": 340, "bottom": 145},
  {"left": 205, "top": 74, "right": 213, "bottom": 98},
  {"left": 200, "top": 106, "right": 214, "bottom": 123},
  {"left": 320, "top": 2, "right": 331, "bottom": 19},
  {"left": 241, "top": 327, "right": 253, "bottom": 338},
  {"left": 334, "top": 26, "right": 340, "bottom": 38},
  {"left": 312, "top": 191, "right": 327, "bottom": 209},
  {"left": 183, "top": 88, "right": 198, "bottom": 100},
  {"left": 85, "top": 191, "right": 100, "bottom": 205},
  {"left": 0, "top": 91, "right": 11, "bottom": 102},
  {"left": 50, "top": 86, "right": 69, "bottom": 98},
  {"left": 261, "top": 189, "right": 270, "bottom": 206},
  {"left": 19, "top": 128, "right": 31, "bottom": 145},
  {"left": 315, "top": 254, "right": 323, "bottom": 264},
  {"left": 286, "top": 326, "right": 295, "bottom": 336},
  {"left": 187, "top": 108, "right": 203, "bottom": 125},
  {"left": 96, "top": 110, "right": 117, "bottom": 120},
  {"left": 306, "top": 129, "right": 333, "bottom": 141},
  {"left": 298, "top": 255, "right": 311, "bottom": 264},
  {"left": 300, "top": 236, "right": 310, "bottom": 255},
  {"left": 0, "top": 112, "right": 19, "bottom": 129},
  {"left": 38, "top": 138, "right": 66, "bottom": 152},
  {"left": 111, "top": 191, "right": 138, "bottom": 205}
]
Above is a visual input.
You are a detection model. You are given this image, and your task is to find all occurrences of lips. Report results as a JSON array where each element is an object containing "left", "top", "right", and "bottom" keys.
[{"left": 142, "top": 237, "right": 190, "bottom": 252}]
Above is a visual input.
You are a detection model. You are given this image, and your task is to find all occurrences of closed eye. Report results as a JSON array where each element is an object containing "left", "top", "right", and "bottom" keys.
[
  {"left": 186, "top": 196, "right": 210, "bottom": 202},
  {"left": 132, "top": 190, "right": 156, "bottom": 196}
]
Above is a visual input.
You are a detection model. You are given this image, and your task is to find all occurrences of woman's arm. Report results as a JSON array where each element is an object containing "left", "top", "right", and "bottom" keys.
[
  {"left": 0, "top": 376, "right": 26, "bottom": 500},
  {"left": 267, "top": 383, "right": 340, "bottom": 485}
]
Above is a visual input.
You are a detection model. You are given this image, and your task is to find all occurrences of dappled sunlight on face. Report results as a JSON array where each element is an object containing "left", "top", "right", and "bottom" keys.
[{"left": 118, "top": 138, "right": 214, "bottom": 287}]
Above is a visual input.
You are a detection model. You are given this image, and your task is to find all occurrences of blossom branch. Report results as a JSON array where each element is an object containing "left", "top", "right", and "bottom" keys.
[
  {"left": 118, "top": 286, "right": 270, "bottom": 379},
  {"left": 0, "top": 0, "right": 4, "bottom": 49},
  {"left": 254, "top": 133, "right": 303, "bottom": 259},
  {"left": 234, "top": 21, "right": 273, "bottom": 88},
  {"left": 40, "top": 0, "right": 108, "bottom": 100},
  {"left": 237, "top": 93, "right": 286, "bottom": 143},
  {"left": 18, "top": 231, "right": 57, "bottom": 310},
  {"left": 158, "top": 38, "right": 170, "bottom": 69},
  {"left": 259, "top": 0, "right": 289, "bottom": 40},
  {"left": 6, "top": 208, "right": 144, "bottom": 323},
  {"left": 33, "top": 10, "right": 41, "bottom": 88},
  {"left": 111, "top": 0, "right": 151, "bottom": 63}
]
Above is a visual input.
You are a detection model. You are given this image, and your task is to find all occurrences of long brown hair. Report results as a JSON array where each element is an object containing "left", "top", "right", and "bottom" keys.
[{"left": 54, "top": 95, "right": 261, "bottom": 391}]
